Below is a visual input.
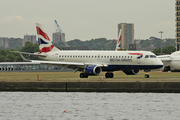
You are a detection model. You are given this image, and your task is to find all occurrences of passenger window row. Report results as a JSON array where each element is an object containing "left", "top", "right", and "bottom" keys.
[{"left": 59, "top": 55, "right": 133, "bottom": 59}]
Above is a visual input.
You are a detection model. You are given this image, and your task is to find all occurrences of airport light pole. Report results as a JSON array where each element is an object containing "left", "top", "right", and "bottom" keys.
[{"left": 159, "top": 31, "right": 163, "bottom": 55}]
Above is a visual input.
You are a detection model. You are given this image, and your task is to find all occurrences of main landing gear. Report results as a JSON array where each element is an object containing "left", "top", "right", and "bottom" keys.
[
  {"left": 79, "top": 72, "right": 114, "bottom": 78},
  {"left": 144, "top": 70, "right": 150, "bottom": 78},
  {"left": 80, "top": 73, "right": 88, "bottom": 78},
  {"left": 163, "top": 66, "right": 170, "bottom": 72},
  {"left": 105, "top": 72, "right": 114, "bottom": 78}
]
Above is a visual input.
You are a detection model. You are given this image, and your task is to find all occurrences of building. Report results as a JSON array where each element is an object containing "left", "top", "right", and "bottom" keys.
[
  {"left": 129, "top": 44, "right": 136, "bottom": 50},
  {"left": 134, "top": 39, "right": 141, "bottom": 44},
  {"left": 23, "top": 35, "right": 37, "bottom": 46},
  {"left": 176, "top": 0, "right": 180, "bottom": 51},
  {"left": 52, "top": 32, "right": 65, "bottom": 43},
  {"left": 118, "top": 23, "right": 134, "bottom": 49},
  {"left": 0, "top": 37, "right": 9, "bottom": 48}
]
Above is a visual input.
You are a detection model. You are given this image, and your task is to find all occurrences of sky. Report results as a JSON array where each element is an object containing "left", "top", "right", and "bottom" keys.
[{"left": 0, "top": 0, "right": 176, "bottom": 41}]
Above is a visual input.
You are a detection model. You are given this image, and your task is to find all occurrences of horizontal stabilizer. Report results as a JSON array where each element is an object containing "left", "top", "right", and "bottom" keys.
[
  {"left": 11, "top": 51, "right": 47, "bottom": 57},
  {"left": 157, "top": 55, "right": 172, "bottom": 62}
]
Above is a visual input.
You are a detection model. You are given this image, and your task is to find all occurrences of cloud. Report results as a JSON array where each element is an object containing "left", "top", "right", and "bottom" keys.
[{"left": 0, "top": 15, "right": 25, "bottom": 23}]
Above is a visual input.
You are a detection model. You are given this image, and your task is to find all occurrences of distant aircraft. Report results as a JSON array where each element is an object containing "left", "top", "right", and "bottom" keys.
[
  {"left": 14, "top": 23, "right": 163, "bottom": 78},
  {"left": 115, "top": 29, "right": 121, "bottom": 51},
  {"left": 157, "top": 51, "right": 180, "bottom": 72}
]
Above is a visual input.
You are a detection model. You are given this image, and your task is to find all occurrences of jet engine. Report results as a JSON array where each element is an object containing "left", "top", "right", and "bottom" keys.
[
  {"left": 7, "top": 67, "right": 14, "bottom": 71},
  {"left": 84, "top": 65, "right": 102, "bottom": 75},
  {"left": 123, "top": 69, "right": 140, "bottom": 75}
]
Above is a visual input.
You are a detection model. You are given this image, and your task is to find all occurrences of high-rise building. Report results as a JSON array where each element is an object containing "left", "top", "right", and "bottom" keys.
[
  {"left": 176, "top": 0, "right": 180, "bottom": 51},
  {"left": 0, "top": 37, "right": 9, "bottom": 48},
  {"left": 23, "top": 35, "right": 37, "bottom": 46},
  {"left": 118, "top": 23, "right": 134, "bottom": 49},
  {"left": 52, "top": 32, "right": 65, "bottom": 43}
]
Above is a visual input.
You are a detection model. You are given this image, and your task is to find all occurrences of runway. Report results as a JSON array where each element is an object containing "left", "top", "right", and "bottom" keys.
[{"left": 0, "top": 71, "right": 180, "bottom": 92}]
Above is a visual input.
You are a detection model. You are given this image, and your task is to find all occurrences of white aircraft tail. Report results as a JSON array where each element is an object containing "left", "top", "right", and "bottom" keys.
[
  {"left": 115, "top": 29, "right": 122, "bottom": 51},
  {"left": 36, "top": 23, "right": 60, "bottom": 53}
]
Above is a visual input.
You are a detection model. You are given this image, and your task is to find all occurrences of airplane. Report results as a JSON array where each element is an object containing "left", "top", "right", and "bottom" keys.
[
  {"left": 157, "top": 51, "right": 180, "bottom": 72},
  {"left": 13, "top": 23, "right": 163, "bottom": 78},
  {"left": 115, "top": 29, "right": 121, "bottom": 51}
]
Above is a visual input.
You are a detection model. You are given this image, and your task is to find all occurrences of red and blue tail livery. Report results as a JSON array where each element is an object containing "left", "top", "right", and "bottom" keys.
[
  {"left": 115, "top": 29, "right": 121, "bottom": 51},
  {"left": 36, "top": 23, "right": 59, "bottom": 53}
]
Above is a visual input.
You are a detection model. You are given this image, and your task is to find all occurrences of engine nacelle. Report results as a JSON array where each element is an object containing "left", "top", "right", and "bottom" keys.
[
  {"left": 123, "top": 69, "right": 140, "bottom": 75},
  {"left": 84, "top": 65, "right": 102, "bottom": 75},
  {"left": 7, "top": 67, "right": 11, "bottom": 71}
]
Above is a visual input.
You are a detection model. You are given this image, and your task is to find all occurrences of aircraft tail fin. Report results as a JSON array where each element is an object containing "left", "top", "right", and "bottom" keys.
[
  {"left": 115, "top": 29, "right": 122, "bottom": 51},
  {"left": 36, "top": 23, "right": 60, "bottom": 53}
]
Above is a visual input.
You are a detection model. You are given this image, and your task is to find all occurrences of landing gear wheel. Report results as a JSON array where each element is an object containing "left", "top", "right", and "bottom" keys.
[
  {"left": 80, "top": 73, "right": 88, "bottom": 78},
  {"left": 105, "top": 73, "right": 109, "bottom": 78},
  {"left": 80, "top": 73, "right": 84, "bottom": 78},
  {"left": 109, "top": 73, "right": 114, "bottom": 78},
  {"left": 85, "top": 74, "right": 88, "bottom": 78},
  {"left": 145, "top": 74, "right": 149, "bottom": 78},
  {"left": 105, "top": 72, "right": 114, "bottom": 78},
  {"left": 163, "top": 66, "right": 170, "bottom": 72}
]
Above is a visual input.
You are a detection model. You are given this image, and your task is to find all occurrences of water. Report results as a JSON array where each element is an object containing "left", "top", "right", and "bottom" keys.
[{"left": 0, "top": 92, "right": 180, "bottom": 120}]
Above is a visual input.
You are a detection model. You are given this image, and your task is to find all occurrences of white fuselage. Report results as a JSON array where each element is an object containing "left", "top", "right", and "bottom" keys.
[
  {"left": 39, "top": 50, "right": 163, "bottom": 71},
  {"left": 169, "top": 56, "right": 180, "bottom": 70},
  {"left": 158, "top": 51, "right": 180, "bottom": 71},
  {"left": 161, "top": 56, "right": 180, "bottom": 70}
]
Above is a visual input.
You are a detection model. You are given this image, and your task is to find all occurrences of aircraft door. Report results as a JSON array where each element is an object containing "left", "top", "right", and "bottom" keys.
[
  {"left": 136, "top": 53, "right": 143, "bottom": 64},
  {"left": 137, "top": 56, "right": 140, "bottom": 64},
  {"left": 55, "top": 53, "right": 58, "bottom": 61}
]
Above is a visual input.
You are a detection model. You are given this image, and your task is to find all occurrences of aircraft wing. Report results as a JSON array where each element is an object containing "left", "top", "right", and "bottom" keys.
[
  {"left": 31, "top": 60, "right": 84, "bottom": 66},
  {"left": 14, "top": 51, "right": 104, "bottom": 72},
  {"left": 157, "top": 55, "right": 172, "bottom": 62},
  {"left": 31, "top": 60, "right": 104, "bottom": 72}
]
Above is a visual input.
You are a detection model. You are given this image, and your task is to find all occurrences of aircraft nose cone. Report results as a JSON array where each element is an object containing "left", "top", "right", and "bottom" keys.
[{"left": 157, "top": 59, "right": 164, "bottom": 68}]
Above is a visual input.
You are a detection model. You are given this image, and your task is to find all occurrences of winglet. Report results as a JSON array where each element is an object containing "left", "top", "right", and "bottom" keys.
[{"left": 19, "top": 52, "right": 30, "bottom": 62}]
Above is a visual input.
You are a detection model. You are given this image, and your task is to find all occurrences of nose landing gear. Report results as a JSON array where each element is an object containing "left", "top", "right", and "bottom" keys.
[
  {"left": 144, "top": 73, "right": 149, "bottom": 78},
  {"left": 144, "top": 70, "right": 150, "bottom": 78}
]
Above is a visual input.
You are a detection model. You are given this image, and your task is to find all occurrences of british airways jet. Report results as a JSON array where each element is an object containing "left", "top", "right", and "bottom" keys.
[
  {"left": 15, "top": 23, "right": 163, "bottom": 78},
  {"left": 115, "top": 29, "right": 121, "bottom": 51}
]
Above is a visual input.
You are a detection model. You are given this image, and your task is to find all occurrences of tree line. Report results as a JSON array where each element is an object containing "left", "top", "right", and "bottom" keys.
[
  {"left": 0, "top": 37, "right": 176, "bottom": 62},
  {"left": 0, "top": 42, "right": 39, "bottom": 62}
]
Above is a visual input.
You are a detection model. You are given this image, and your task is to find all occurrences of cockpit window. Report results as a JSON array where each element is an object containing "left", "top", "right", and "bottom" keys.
[
  {"left": 150, "top": 55, "right": 156, "bottom": 58},
  {"left": 145, "top": 55, "right": 149, "bottom": 58}
]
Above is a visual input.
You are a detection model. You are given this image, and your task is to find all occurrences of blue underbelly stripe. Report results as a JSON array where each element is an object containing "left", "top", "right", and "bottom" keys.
[{"left": 102, "top": 65, "right": 163, "bottom": 71}]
